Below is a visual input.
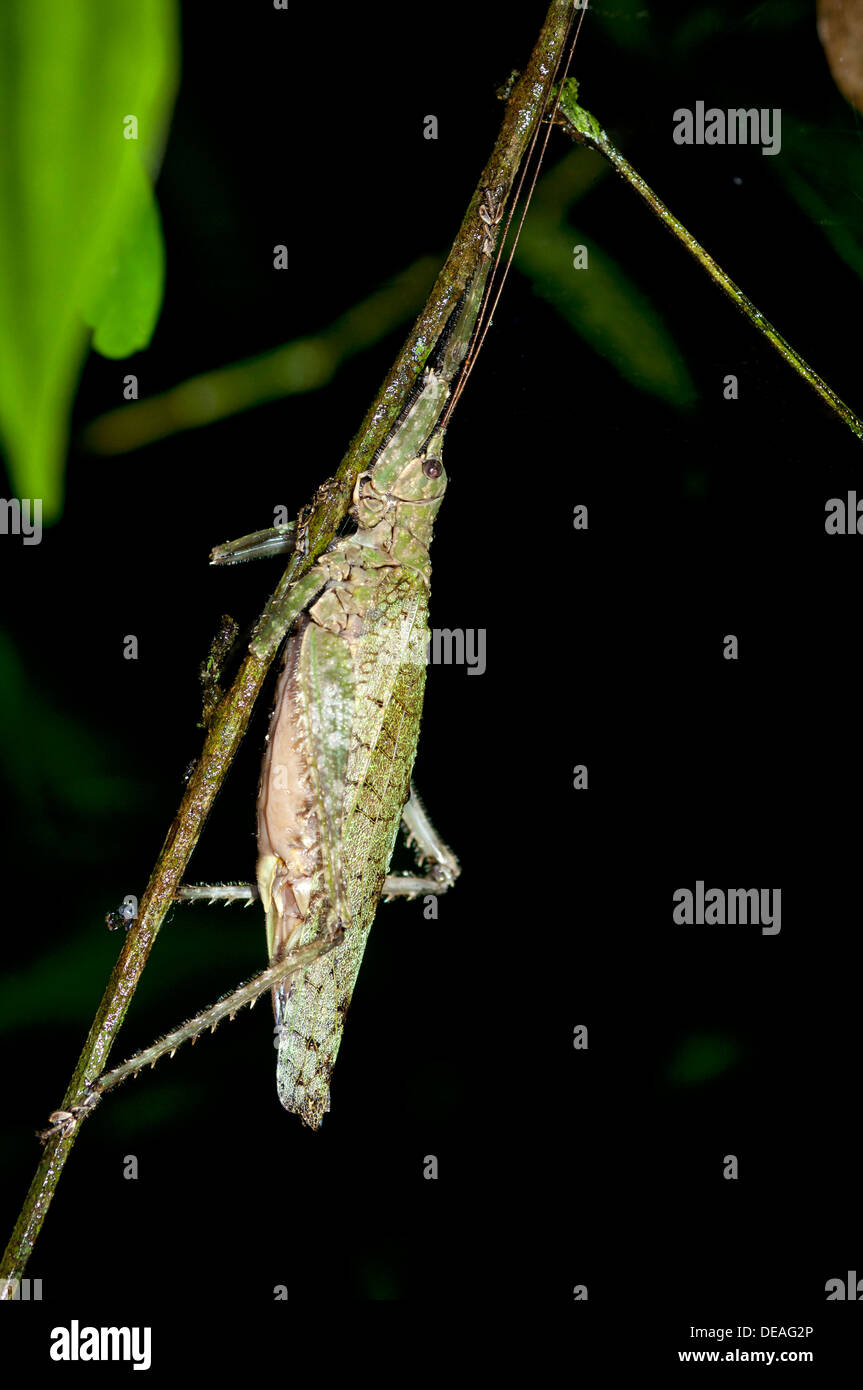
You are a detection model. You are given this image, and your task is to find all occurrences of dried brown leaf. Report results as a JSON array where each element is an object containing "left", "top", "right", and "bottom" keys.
[{"left": 818, "top": 0, "right": 863, "bottom": 111}]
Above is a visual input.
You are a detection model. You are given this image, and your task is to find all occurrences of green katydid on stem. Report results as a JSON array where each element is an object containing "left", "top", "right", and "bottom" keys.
[
  {"left": 57, "top": 32, "right": 586, "bottom": 1138},
  {"left": 61, "top": 158, "right": 567, "bottom": 1130},
  {"left": 209, "top": 258, "right": 492, "bottom": 1129},
  {"left": 555, "top": 80, "right": 863, "bottom": 443},
  {"left": 76, "top": 195, "right": 533, "bottom": 1132},
  {"left": 54, "top": 196, "right": 499, "bottom": 1136}
]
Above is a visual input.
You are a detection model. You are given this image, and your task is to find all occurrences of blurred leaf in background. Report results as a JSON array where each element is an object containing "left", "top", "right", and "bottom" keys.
[
  {"left": 82, "top": 255, "right": 440, "bottom": 455},
  {"left": 80, "top": 153, "right": 167, "bottom": 359},
  {"left": 776, "top": 2, "right": 863, "bottom": 296},
  {"left": 666, "top": 1031, "right": 742, "bottom": 1086},
  {"left": 0, "top": 0, "right": 179, "bottom": 521},
  {"left": 774, "top": 114, "right": 863, "bottom": 289},
  {"left": 82, "top": 148, "right": 697, "bottom": 458},
  {"left": 0, "top": 629, "right": 144, "bottom": 860},
  {"left": 515, "top": 149, "right": 696, "bottom": 408}
]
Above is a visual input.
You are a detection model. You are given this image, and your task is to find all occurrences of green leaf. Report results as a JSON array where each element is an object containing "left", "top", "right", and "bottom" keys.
[
  {"left": 81, "top": 155, "right": 166, "bottom": 359},
  {"left": 0, "top": 0, "right": 178, "bottom": 520}
]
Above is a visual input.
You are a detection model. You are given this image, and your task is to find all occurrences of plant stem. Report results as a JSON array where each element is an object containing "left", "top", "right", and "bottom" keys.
[
  {"left": 556, "top": 81, "right": 863, "bottom": 442},
  {"left": 0, "top": 0, "right": 575, "bottom": 1296}
]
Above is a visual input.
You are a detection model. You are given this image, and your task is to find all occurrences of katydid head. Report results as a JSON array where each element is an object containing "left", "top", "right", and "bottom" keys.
[{"left": 353, "top": 446, "right": 448, "bottom": 570}]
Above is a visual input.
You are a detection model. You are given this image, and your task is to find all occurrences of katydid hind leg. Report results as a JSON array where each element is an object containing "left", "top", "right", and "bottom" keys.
[
  {"left": 382, "top": 871, "right": 454, "bottom": 899},
  {"left": 79, "top": 928, "right": 345, "bottom": 1122},
  {"left": 383, "top": 781, "right": 460, "bottom": 898}
]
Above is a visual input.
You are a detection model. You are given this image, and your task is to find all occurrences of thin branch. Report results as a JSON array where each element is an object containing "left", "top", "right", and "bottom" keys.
[
  {"left": 555, "top": 81, "right": 863, "bottom": 442},
  {"left": 0, "top": 0, "right": 576, "bottom": 1295}
]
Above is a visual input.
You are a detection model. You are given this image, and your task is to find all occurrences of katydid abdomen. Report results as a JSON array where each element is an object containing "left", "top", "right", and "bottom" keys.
[{"left": 257, "top": 530, "right": 433, "bottom": 1129}]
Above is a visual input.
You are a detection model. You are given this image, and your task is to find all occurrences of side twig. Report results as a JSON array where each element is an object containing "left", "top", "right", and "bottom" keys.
[{"left": 555, "top": 81, "right": 863, "bottom": 443}]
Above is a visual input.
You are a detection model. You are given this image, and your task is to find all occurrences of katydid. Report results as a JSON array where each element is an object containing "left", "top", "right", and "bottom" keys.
[
  {"left": 64, "top": 18, "right": 587, "bottom": 1136},
  {"left": 217, "top": 359, "right": 469, "bottom": 1129},
  {"left": 81, "top": 191, "right": 525, "bottom": 1132},
  {"left": 191, "top": 253, "right": 501, "bottom": 1128}
]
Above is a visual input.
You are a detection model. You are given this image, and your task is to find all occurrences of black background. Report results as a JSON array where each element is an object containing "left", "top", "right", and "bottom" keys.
[{"left": 1, "top": 0, "right": 861, "bottom": 1363}]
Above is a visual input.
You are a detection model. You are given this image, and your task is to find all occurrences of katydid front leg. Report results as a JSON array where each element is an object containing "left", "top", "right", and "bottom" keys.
[{"left": 210, "top": 521, "right": 297, "bottom": 565}]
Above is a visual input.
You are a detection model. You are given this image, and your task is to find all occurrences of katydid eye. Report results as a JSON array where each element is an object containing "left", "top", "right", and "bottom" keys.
[{"left": 423, "top": 457, "right": 442, "bottom": 479}]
